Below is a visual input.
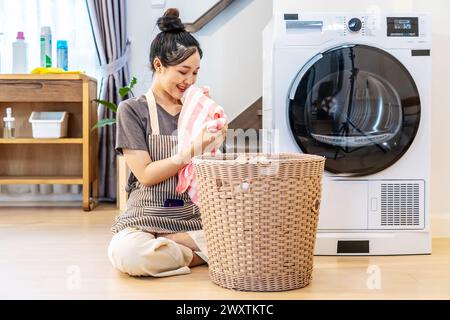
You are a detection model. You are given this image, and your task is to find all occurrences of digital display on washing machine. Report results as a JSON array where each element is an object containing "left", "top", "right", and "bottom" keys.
[{"left": 387, "top": 17, "right": 419, "bottom": 37}]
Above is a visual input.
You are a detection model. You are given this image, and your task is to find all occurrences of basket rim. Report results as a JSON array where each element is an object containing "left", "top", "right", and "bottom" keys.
[{"left": 192, "top": 153, "right": 325, "bottom": 165}]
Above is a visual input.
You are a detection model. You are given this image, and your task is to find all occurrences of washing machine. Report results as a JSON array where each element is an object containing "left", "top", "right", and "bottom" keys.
[{"left": 262, "top": 12, "right": 432, "bottom": 255}]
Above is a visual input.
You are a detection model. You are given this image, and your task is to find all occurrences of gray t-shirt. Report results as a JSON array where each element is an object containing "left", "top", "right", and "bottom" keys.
[{"left": 115, "top": 94, "right": 180, "bottom": 192}]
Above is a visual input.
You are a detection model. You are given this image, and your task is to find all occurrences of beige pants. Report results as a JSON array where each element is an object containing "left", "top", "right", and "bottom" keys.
[{"left": 108, "top": 227, "right": 207, "bottom": 277}]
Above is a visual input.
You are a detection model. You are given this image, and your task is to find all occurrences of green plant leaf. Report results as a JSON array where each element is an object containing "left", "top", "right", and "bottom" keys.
[
  {"left": 119, "top": 87, "right": 130, "bottom": 98},
  {"left": 119, "top": 77, "right": 138, "bottom": 98},
  {"left": 129, "top": 77, "right": 137, "bottom": 97},
  {"left": 129, "top": 77, "right": 137, "bottom": 89},
  {"left": 91, "top": 118, "right": 116, "bottom": 131},
  {"left": 95, "top": 99, "right": 117, "bottom": 113}
]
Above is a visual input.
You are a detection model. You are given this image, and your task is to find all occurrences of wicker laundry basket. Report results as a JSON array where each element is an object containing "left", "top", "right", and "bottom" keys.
[{"left": 192, "top": 153, "right": 325, "bottom": 292}]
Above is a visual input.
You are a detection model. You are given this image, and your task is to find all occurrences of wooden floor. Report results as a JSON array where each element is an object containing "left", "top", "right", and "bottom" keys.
[{"left": 1, "top": 204, "right": 450, "bottom": 300}]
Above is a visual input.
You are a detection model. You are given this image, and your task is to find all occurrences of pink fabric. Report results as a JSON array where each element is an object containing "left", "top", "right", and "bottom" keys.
[{"left": 176, "top": 86, "right": 227, "bottom": 205}]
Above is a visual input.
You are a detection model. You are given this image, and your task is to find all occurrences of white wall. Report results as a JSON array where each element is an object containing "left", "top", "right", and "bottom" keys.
[
  {"left": 127, "top": 0, "right": 450, "bottom": 233},
  {"left": 126, "top": 0, "right": 273, "bottom": 121},
  {"left": 125, "top": 0, "right": 155, "bottom": 96},
  {"left": 165, "top": 0, "right": 219, "bottom": 24}
]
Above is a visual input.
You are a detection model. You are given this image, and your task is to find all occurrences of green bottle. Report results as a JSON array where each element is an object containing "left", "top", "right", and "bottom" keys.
[{"left": 40, "top": 26, "right": 52, "bottom": 68}]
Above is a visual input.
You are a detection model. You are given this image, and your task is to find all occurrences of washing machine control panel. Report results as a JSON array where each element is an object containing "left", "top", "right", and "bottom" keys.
[
  {"left": 334, "top": 15, "right": 426, "bottom": 39},
  {"left": 280, "top": 13, "right": 430, "bottom": 46}
]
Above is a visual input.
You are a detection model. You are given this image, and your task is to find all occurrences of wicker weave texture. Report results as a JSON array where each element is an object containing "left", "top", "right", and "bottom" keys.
[{"left": 192, "top": 153, "right": 325, "bottom": 292}]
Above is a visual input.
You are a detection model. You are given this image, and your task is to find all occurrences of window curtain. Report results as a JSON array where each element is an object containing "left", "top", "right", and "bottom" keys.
[
  {"left": 86, "top": 0, "right": 130, "bottom": 201},
  {"left": 0, "top": 0, "right": 98, "bottom": 76}
]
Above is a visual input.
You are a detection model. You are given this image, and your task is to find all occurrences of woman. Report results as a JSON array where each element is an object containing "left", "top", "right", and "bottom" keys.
[{"left": 108, "top": 8, "right": 227, "bottom": 277}]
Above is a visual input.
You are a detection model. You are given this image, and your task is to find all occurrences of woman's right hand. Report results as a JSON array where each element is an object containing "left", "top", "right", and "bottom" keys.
[
  {"left": 178, "top": 125, "right": 228, "bottom": 164},
  {"left": 193, "top": 124, "right": 228, "bottom": 155}
]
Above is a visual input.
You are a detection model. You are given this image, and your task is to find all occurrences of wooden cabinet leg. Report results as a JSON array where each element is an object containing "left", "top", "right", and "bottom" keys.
[{"left": 83, "top": 181, "right": 90, "bottom": 211}]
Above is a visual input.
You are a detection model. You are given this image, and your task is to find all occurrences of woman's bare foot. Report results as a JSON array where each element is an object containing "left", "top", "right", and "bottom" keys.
[
  {"left": 157, "top": 232, "right": 200, "bottom": 251},
  {"left": 157, "top": 233, "right": 206, "bottom": 267},
  {"left": 189, "top": 252, "right": 207, "bottom": 267}
]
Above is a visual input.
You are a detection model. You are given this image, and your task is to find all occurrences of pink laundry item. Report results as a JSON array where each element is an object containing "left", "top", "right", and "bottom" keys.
[{"left": 176, "top": 85, "right": 227, "bottom": 205}]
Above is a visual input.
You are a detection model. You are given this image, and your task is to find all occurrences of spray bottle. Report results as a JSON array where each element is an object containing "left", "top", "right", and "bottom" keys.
[
  {"left": 3, "top": 107, "right": 15, "bottom": 138},
  {"left": 57, "top": 40, "right": 68, "bottom": 71}
]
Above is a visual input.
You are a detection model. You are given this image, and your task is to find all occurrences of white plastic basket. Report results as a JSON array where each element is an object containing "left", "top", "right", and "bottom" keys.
[{"left": 28, "top": 111, "right": 69, "bottom": 138}]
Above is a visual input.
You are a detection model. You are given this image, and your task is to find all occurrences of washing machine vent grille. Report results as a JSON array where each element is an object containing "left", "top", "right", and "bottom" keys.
[{"left": 380, "top": 183, "right": 420, "bottom": 226}]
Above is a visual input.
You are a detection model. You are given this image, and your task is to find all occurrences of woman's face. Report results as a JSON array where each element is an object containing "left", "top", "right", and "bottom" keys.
[{"left": 157, "top": 50, "right": 201, "bottom": 101}]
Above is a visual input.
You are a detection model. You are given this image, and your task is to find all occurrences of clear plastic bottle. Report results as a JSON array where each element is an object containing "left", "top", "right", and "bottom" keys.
[
  {"left": 3, "top": 107, "right": 15, "bottom": 138},
  {"left": 57, "top": 40, "right": 68, "bottom": 71},
  {"left": 40, "top": 26, "right": 52, "bottom": 68},
  {"left": 12, "top": 31, "right": 28, "bottom": 73}
]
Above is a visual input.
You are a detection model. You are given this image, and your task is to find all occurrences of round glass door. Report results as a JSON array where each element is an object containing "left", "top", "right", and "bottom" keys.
[{"left": 288, "top": 45, "right": 421, "bottom": 176}]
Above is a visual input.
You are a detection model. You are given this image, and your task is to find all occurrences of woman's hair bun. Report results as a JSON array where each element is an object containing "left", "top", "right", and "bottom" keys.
[{"left": 157, "top": 8, "right": 185, "bottom": 33}]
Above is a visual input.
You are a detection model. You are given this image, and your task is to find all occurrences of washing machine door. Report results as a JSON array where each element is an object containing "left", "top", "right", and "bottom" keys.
[{"left": 288, "top": 44, "right": 421, "bottom": 176}]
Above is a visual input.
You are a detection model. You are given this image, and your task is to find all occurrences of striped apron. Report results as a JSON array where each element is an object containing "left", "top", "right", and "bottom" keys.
[{"left": 111, "top": 89, "right": 203, "bottom": 234}]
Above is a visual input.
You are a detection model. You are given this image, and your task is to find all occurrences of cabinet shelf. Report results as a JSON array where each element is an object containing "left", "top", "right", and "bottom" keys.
[
  {"left": 0, "top": 176, "right": 83, "bottom": 185},
  {"left": 0, "top": 138, "right": 83, "bottom": 144}
]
